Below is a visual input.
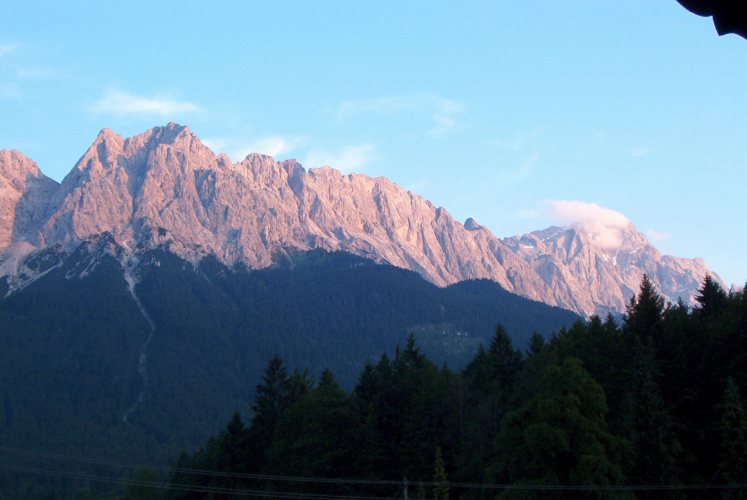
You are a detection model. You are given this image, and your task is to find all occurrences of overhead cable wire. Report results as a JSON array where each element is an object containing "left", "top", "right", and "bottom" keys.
[
  {"left": 0, "top": 463, "right": 394, "bottom": 500},
  {"left": 2, "top": 445, "right": 746, "bottom": 492}
]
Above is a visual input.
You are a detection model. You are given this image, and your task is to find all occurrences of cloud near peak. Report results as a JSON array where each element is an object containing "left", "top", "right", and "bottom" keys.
[
  {"left": 203, "top": 135, "right": 306, "bottom": 161},
  {"left": 90, "top": 89, "right": 201, "bottom": 117},
  {"left": 304, "top": 144, "right": 375, "bottom": 173},
  {"left": 544, "top": 200, "right": 632, "bottom": 250}
]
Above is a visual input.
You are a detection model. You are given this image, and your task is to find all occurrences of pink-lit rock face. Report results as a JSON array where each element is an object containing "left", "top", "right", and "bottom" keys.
[
  {"left": 0, "top": 123, "right": 720, "bottom": 316},
  {"left": 0, "top": 150, "right": 58, "bottom": 248},
  {"left": 503, "top": 224, "right": 720, "bottom": 316}
]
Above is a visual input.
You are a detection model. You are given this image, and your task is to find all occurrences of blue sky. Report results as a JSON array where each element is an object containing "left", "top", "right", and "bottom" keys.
[{"left": 2, "top": 0, "right": 746, "bottom": 285}]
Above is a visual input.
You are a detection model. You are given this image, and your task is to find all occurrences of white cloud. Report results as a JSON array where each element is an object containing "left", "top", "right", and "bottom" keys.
[
  {"left": 646, "top": 229, "right": 671, "bottom": 242},
  {"left": 544, "top": 200, "right": 632, "bottom": 250},
  {"left": 304, "top": 144, "right": 375, "bottom": 173},
  {"left": 630, "top": 147, "right": 648, "bottom": 157},
  {"left": 334, "top": 93, "right": 464, "bottom": 136},
  {"left": 0, "top": 43, "right": 17, "bottom": 57},
  {"left": 429, "top": 97, "right": 464, "bottom": 136},
  {"left": 250, "top": 136, "right": 305, "bottom": 158},
  {"left": 203, "top": 135, "right": 306, "bottom": 161},
  {"left": 201, "top": 137, "right": 229, "bottom": 153},
  {"left": 430, "top": 113, "right": 457, "bottom": 136},
  {"left": 90, "top": 89, "right": 201, "bottom": 117}
]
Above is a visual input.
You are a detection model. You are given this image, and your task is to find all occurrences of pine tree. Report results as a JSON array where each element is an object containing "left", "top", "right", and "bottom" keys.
[
  {"left": 267, "top": 369, "right": 359, "bottom": 484},
  {"left": 251, "top": 356, "right": 291, "bottom": 430},
  {"left": 401, "top": 332, "right": 426, "bottom": 370},
  {"left": 719, "top": 378, "right": 747, "bottom": 495},
  {"left": 433, "top": 446, "right": 449, "bottom": 500},
  {"left": 527, "top": 332, "right": 546, "bottom": 357},
  {"left": 739, "top": 285, "right": 747, "bottom": 334},
  {"left": 695, "top": 274, "right": 728, "bottom": 321},
  {"left": 625, "top": 274, "right": 665, "bottom": 342},
  {"left": 287, "top": 368, "right": 314, "bottom": 402},
  {"left": 247, "top": 356, "right": 291, "bottom": 471},
  {"left": 219, "top": 412, "right": 251, "bottom": 476},
  {"left": 603, "top": 313, "right": 619, "bottom": 336},
  {"left": 463, "top": 324, "right": 522, "bottom": 396},
  {"left": 628, "top": 339, "right": 680, "bottom": 488},
  {"left": 458, "top": 325, "right": 523, "bottom": 482},
  {"left": 733, "top": 287, "right": 747, "bottom": 391}
]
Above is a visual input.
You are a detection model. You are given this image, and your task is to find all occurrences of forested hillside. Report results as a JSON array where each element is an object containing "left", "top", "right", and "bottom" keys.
[
  {"left": 0, "top": 247, "right": 576, "bottom": 498},
  {"left": 161, "top": 275, "right": 747, "bottom": 499}
]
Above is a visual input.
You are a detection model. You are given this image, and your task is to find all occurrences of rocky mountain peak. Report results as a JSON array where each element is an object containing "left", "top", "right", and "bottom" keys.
[
  {"left": 505, "top": 222, "right": 721, "bottom": 316},
  {"left": 0, "top": 150, "right": 59, "bottom": 248},
  {"left": 124, "top": 122, "right": 205, "bottom": 158},
  {"left": 464, "top": 217, "right": 483, "bottom": 231},
  {"left": 95, "top": 127, "right": 122, "bottom": 142},
  {"left": 143, "top": 122, "right": 198, "bottom": 150},
  {"left": 241, "top": 152, "right": 276, "bottom": 163},
  {"left": 0, "top": 150, "right": 43, "bottom": 180},
  {"left": 79, "top": 128, "right": 125, "bottom": 171},
  {"left": 0, "top": 124, "right": 724, "bottom": 316}
]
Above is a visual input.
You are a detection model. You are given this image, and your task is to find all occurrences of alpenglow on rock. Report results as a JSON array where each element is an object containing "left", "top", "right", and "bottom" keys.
[
  {"left": 0, "top": 150, "right": 58, "bottom": 248},
  {"left": 503, "top": 223, "right": 720, "bottom": 315},
  {"left": 0, "top": 123, "right": 721, "bottom": 316}
]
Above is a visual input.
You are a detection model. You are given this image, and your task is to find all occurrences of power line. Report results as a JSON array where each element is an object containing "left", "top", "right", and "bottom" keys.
[
  {"left": 0, "top": 445, "right": 402, "bottom": 485},
  {"left": 1, "top": 445, "right": 746, "bottom": 492},
  {"left": 0, "top": 463, "right": 394, "bottom": 500}
]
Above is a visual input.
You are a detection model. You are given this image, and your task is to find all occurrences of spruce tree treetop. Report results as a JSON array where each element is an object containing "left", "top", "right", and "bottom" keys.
[
  {"left": 226, "top": 412, "right": 245, "bottom": 436},
  {"left": 398, "top": 333, "right": 426, "bottom": 369},
  {"left": 603, "top": 313, "right": 619, "bottom": 335},
  {"left": 252, "top": 355, "right": 291, "bottom": 423},
  {"left": 527, "top": 332, "right": 546, "bottom": 357},
  {"left": 695, "top": 274, "right": 728, "bottom": 320},
  {"left": 625, "top": 274, "right": 666, "bottom": 341},
  {"left": 463, "top": 324, "right": 522, "bottom": 396}
]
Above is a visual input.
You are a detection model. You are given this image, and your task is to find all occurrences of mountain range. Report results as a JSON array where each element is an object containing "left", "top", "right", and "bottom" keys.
[
  {"left": 0, "top": 123, "right": 725, "bottom": 495},
  {"left": 0, "top": 122, "right": 720, "bottom": 316}
]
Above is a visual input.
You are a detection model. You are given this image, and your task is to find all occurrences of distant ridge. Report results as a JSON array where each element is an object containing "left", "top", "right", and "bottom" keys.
[{"left": 0, "top": 123, "right": 721, "bottom": 315}]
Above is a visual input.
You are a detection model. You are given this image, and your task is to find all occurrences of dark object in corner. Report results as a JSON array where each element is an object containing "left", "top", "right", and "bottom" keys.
[{"left": 676, "top": 0, "right": 747, "bottom": 39}]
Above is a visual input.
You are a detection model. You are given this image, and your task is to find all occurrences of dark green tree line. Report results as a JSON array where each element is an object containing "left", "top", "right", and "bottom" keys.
[{"left": 163, "top": 275, "right": 747, "bottom": 499}]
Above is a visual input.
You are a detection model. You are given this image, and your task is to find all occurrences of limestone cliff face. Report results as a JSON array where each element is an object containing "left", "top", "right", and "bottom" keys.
[
  {"left": 0, "top": 150, "right": 58, "bottom": 248},
  {"left": 3, "top": 123, "right": 553, "bottom": 303},
  {"left": 503, "top": 224, "right": 720, "bottom": 316},
  {"left": 0, "top": 123, "right": 721, "bottom": 316}
]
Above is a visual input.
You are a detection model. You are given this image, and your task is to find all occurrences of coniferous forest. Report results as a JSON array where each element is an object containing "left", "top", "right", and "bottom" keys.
[
  {"left": 0, "top": 249, "right": 578, "bottom": 498},
  {"left": 2, "top": 271, "right": 746, "bottom": 498},
  {"left": 158, "top": 275, "right": 747, "bottom": 499}
]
